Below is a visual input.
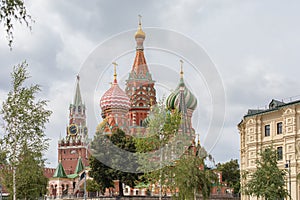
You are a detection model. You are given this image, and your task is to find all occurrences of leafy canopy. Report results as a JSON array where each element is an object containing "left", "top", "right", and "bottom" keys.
[
  {"left": 0, "top": 0, "right": 33, "bottom": 48},
  {"left": 0, "top": 61, "right": 51, "bottom": 199},
  {"left": 242, "top": 146, "right": 289, "bottom": 199},
  {"left": 216, "top": 159, "right": 240, "bottom": 194},
  {"left": 89, "top": 128, "right": 139, "bottom": 196}
]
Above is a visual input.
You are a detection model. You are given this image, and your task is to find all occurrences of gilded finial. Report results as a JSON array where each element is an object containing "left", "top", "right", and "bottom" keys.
[
  {"left": 180, "top": 60, "right": 184, "bottom": 78},
  {"left": 135, "top": 15, "right": 145, "bottom": 39},
  {"left": 197, "top": 133, "right": 201, "bottom": 146},
  {"left": 112, "top": 62, "right": 118, "bottom": 83}
]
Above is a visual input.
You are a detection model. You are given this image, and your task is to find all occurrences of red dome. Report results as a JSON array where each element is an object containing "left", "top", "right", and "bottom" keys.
[{"left": 100, "top": 82, "right": 130, "bottom": 111}]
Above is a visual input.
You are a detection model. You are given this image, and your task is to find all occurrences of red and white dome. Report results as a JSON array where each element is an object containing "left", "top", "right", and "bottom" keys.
[{"left": 100, "top": 81, "right": 130, "bottom": 112}]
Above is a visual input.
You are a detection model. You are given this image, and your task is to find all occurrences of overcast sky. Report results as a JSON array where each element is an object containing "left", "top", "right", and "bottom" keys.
[{"left": 1, "top": 0, "right": 300, "bottom": 168}]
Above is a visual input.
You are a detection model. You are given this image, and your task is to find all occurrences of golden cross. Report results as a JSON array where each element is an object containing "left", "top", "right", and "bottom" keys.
[
  {"left": 180, "top": 60, "right": 184, "bottom": 78},
  {"left": 112, "top": 62, "right": 118, "bottom": 81},
  {"left": 138, "top": 14, "right": 142, "bottom": 25}
]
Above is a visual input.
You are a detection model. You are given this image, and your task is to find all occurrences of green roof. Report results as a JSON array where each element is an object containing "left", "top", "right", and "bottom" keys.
[
  {"left": 67, "top": 174, "right": 78, "bottom": 179},
  {"left": 75, "top": 157, "right": 85, "bottom": 174},
  {"left": 53, "top": 162, "right": 67, "bottom": 178}
]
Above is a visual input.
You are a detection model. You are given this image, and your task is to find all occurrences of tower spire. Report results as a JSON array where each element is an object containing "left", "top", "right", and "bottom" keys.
[
  {"left": 74, "top": 74, "right": 82, "bottom": 106},
  {"left": 112, "top": 62, "right": 118, "bottom": 83},
  {"left": 135, "top": 15, "right": 145, "bottom": 50},
  {"left": 180, "top": 60, "right": 184, "bottom": 79}
]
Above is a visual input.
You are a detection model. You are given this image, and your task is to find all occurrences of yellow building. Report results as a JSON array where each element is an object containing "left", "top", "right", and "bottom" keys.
[{"left": 238, "top": 99, "right": 300, "bottom": 200}]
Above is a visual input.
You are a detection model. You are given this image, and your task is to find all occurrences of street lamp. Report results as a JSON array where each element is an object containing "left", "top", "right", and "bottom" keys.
[
  {"left": 0, "top": 183, "right": 2, "bottom": 200},
  {"left": 159, "top": 133, "right": 164, "bottom": 200},
  {"left": 285, "top": 160, "right": 291, "bottom": 200},
  {"left": 84, "top": 170, "right": 87, "bottom": 200}
]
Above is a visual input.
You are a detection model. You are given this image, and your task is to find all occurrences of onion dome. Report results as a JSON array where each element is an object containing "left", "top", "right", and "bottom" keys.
[
  {"left": 166, "top": 61, "right": 197, "bottom": 111},
  {"left": 100, "top": 62, "right": 130, "bottom": 112},
  {"left": 135, "top": 15, "right": 146, "bottom": 39}
]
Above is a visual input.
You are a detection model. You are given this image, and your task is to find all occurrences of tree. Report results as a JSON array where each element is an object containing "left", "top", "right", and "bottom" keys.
[
  {"left": 89, "top": 128, "right": 139, "bottom": 196},
  {"left": 242, "top": 146, "right": 289, "bottom": 199},
  {"left": 216, "top": 159, "right": 240, "bottom": 195},
  {"left": 0, "top": 141, "right": 7, "bottom": 165},
  {"left": 0, "top": 0, "right": 33, "bottom": 48},
  {"left": 0, "top": 62, "right": 52, "bottom": 200},
  {"left": 86, "top": 179, "right": 100, "bottom": 197},
  {"left": 135, "top": 102, "right": 216, "bottom": 199},
  {"left": 173, "top": 147, "right": 217, "bottom": 200},
  {"left": 15, "top": 144, "right": 48, "bottom": 199}
]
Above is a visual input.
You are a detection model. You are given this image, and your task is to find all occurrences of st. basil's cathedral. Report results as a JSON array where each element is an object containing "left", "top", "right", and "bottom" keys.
[{"left": 46, "top": 18, "right": 198, "bottom": 198}]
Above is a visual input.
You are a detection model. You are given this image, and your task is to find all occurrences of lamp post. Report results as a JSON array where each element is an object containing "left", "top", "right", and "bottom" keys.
[
  {"left": 285, "top": 160, "right": 291, "bottom": 200},
  {"left": 84, "top": 170, "right": 87, "bottom": 200},
  {"left": 0, "top": 183, "right": 2, "bottom": 200},
  {"left": 159, "top": 134, "right": 163, "bottom": 200}
]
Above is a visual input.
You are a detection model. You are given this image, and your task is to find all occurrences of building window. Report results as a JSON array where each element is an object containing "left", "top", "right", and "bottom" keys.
[
  {"left": 277, "top": 147, "right": 283, "bottom": 160},
  {"left": 265, "top": 125, "right": 270, "bottom": 136},
  {"left": 277, "top": 122, "right": 282, "bottom": 134}
]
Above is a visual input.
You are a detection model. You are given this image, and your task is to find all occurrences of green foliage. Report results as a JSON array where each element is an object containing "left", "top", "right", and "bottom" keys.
[
  {"left": 0, "top": 0, "right": 33, "bottom": 48},
  {"left": 89, "top": 128, "right": 139, "bottom": 196},
  {"left": 15, "top": 145, "right": 48, "bottom": 199},
  {"left": 242, "top": 146, "right": 289, "bottom": 199},
  {"left": 216, "top": 159, "right": 240, "bottom": 194},
  {"left": 134, "top": 103, "right": 181, "bottom": 173},
  {"left": 89, "top": 155, "right": 114, "bottom": 194},
  {"left": 135, "top": 101, "right": 216, "bottom": 199},
  {"left": 86, "top": 179, "right": 100, "bottom": 192},
  {"left": 173, "top": 148, "right": 217, "bottom": 200},
  {"left": 0, "top": 62, "right": 52, "bottom": 199},
  {"left": 0, "top": 143, "right": 7, "bottom": 165}
]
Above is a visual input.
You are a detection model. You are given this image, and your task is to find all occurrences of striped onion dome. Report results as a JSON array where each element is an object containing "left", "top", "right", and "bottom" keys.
[
  {"left": 100, "top": 82, "right": 130, "bottom": 112},
  {"left": 166, "top": 74, "right": 197, "bottom": 111},
  {"left": 100, "top": 64, "right": 130, "bottom": 112}
]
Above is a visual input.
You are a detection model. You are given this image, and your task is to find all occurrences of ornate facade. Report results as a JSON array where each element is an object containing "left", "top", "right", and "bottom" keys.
[
  {"left": 58, "top": 75, "right": 89, "bottom": 173},
  {"left": 48, "top": 76, "right": 90, "bottom": 198},
  {"left": 238, "top": 99, "right": 300, "bottom": 200},
  {"left": 47, "top": 17, "right": 199, "bottom": 198}
]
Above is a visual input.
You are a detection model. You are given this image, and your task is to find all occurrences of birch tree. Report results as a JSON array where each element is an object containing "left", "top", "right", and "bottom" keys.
[{"left": 0, "top": 61, "right": 51, "bottom": 200}]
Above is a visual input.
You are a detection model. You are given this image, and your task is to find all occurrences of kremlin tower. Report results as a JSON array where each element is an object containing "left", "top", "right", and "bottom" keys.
[{"left": 58, "top": 75, "right": 89, "bottom": 174}]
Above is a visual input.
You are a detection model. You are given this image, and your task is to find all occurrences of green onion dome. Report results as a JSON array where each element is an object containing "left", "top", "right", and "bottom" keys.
[{"left": 166, "top": 71, "right": 197, "bottom": 111}]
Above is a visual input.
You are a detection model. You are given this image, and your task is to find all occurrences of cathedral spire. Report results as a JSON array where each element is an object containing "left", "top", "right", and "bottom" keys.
[
  {"left": 129, "top": 15, "right": 152, "bottom": 81},
  {"left": 112, "top": 62, "right": 118, "bottom": 84},
  {"left": 178, "top": 61, "right": 190, "bottom": 135},
  {"left": 135, "top": 14, "right": 146, "bottom": 50},
  {"left": 73, "top": 75, "right": 82, "bottom": 106},
  {"left": 180, "top": 59, "right": 184, "bottom": 79}
]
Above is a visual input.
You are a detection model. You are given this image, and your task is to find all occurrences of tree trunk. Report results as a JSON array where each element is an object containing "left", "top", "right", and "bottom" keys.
[
  {"left": 118, "top": 181, "right": 124, "bottom": 196},
  {"left": 13, "top": 166, "right": 16, "bottom": 200}
]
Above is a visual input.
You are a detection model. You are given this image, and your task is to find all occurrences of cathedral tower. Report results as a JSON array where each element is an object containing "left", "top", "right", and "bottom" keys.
[
  {"left": 58, "top": 75, "right": 89, "bottom": 174},
  {"left": 125, "top": 16, "right": 157, "bottom": 130},
  {"left": 100, "top": 62, "right": 131, "bottom": 134},
  {"left": 166, "top": 61, "right": 197, "bottom": 136}
]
